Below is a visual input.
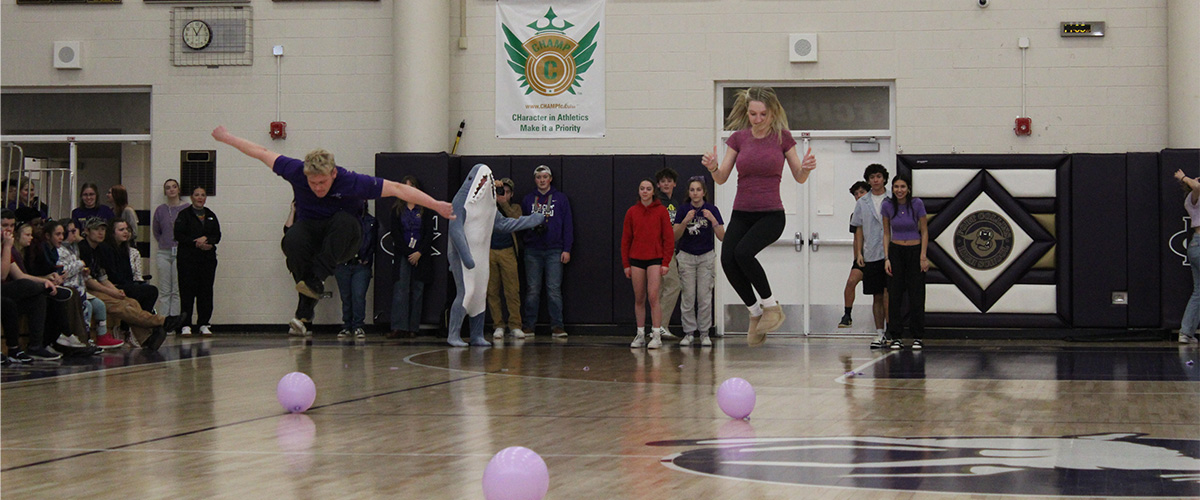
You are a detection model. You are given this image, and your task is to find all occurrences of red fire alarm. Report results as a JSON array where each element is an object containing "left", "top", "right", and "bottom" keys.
[
  {"left": 1014, "top": 117, "right": 1032, "bottom": 136},
  {"left": 270, "top": 121, "right": 287, "bottom": 140}
]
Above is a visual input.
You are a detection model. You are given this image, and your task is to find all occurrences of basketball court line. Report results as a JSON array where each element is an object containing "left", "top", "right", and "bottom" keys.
[{"left": 0, "top": 373, "right": 485, "bottom": 472}]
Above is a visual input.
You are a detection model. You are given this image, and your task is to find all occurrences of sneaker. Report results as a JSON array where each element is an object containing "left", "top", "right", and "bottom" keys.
[
  {"left": 523, "top": 328, "right": 535, "bottom": 338},
  {"left": 911, "top": 339, "right": 924, "bottom": 350},
  {"left": 630, "top": 331, "right": 646, "bottom": 348},
  {"left": 199, "top": 325, "right": 212, "bottom": 336},
  {"left": 354, "top": 328, "right": 366, "bottom": 339},
  {"left": 647, "top": 328, "right": 663, "bottom": 349},
  {"left": 57, "top": 334, "right": 87, "bottom": 349},
  {"left": 181, "top": 326, "right": 192, "bottom": 336},
  {"left": 870, "top": 335, "right": 887, "bottom": 349},
  {"left": 493, "top": 327, "right": 506, "bottom": 340},
  {"left": 1, "top": 355, "right": 10, "bottom": 366},
  {"left": 551, "top": 328, "right": 568, "bottom": 338},
  {"left": 125, "top": 331, "right": 142, "bottom": 348},
  {"left": 10, "top": 350, "right": 32, "bottom": 362},
  {"left": 889, "top": 339, "right": 903, "bottom": 350},
  {"left": 838, "top": 314, "right": 853, "bottom": 328},
  {"left": 700, "top": 332, "right": 713, "bottom": 347},
  {"left": 512, "top": 328, "right": 526, "bottom": 339},
  {"left": 658, "top": 328, "right": 679, "bottom": 340},
  {"left": 95, "top": 334, "right": 125, "bottom": 349},
  {"left": 288, "top": 318, "right": 310, "bottom": 336},
  {"left": 295, "top": 279, "right": 325, "bottom": 300},
  {"left": 1180, "top": 334, "right": 1198, "bottom": 344},
  {"left": 337, "top": 329, "right": 351, "bottom": 339},
  {"left": 679, "top": 333, "right": 694, "bottom": 347},
  {"left": 27, "top": 347, "right": 63, "bottom": 360}
]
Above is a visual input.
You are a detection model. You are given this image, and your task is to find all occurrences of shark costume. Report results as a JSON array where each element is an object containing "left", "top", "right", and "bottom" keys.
[{"left": 446, "top": 164, "right": 545, "bottom": 347}]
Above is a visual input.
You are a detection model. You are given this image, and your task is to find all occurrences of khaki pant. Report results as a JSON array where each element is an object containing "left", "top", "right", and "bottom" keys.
[
  {"left": 91, "top": 289, "right": 164, "bottom": 344},
  {"left": 658, "top": 257, "right": 682, "bottom": 324},
  {"left": 487, "top": 247, "right": 522, "bottom": 330},
  {"left": 676, "top": 250, "right": 716, "bottom": 334}
]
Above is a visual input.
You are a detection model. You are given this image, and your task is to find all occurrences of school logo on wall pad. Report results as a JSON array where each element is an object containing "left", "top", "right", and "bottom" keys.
[
  {"left": 496, "top": 1, "right": 605, "bottom": 139},
  {"left": 650, "top": 434, "right": 1200, "bottom": 497},
  {"left": 954, "top": 210, "right": 1014, "bottom": 270},
  {"left": 1169, "top": 216, "right": 1192, "bottom": 266}
]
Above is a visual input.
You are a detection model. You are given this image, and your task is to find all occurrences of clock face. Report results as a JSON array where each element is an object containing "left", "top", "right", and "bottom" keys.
[{"left": 183, "top": 20, "right": 212, "bottom": 50}]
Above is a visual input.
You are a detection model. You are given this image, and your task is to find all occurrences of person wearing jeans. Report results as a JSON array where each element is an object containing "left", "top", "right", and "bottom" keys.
[
  {"left": 1174, "top": 169, "right": 1200, "bottom": 344},
  {"left": 521, "top": 165, "right": 574, "bottom": 337},
  {"left": 152, "top": 179, "right": 188, "bottom": 331},
  {"left": 335, "top": 204, "right": 375, "bottom": 339},
  {"left": 389, "top": 176, "right": 436, "bottom": 339}
]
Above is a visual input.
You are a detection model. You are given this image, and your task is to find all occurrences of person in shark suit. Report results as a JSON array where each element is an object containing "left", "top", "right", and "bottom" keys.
[{"left": 446, "top": 164, "right": 544, "bottom": 347}]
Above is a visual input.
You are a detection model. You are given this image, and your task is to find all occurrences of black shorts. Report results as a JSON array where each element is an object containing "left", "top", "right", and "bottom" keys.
[
  {"left": 629, "top": 258, "right": 663, "bottom": 269},
  {"left": 858, "top": 259, "right": 887, "bottom": 295}
]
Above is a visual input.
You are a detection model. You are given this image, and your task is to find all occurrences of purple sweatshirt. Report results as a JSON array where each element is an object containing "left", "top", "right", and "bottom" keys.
[
  {"left": 522, "top": 186, "right": 574, "bottom": 252},
  {"left": 152, "top": 203, "right": 189, "bottom": 249}
]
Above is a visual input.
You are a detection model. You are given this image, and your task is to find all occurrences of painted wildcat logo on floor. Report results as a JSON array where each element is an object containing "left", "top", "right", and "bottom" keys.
[{"left": 650, "top": 433, "right": 1200, "bottom": 497}]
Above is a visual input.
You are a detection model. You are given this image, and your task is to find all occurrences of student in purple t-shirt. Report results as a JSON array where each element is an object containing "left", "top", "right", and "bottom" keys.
[
  {"left": 71, "top": 183, "right": 116, "bottom": 228},
  {"left": 211, "top": 126, "right": 455, "bottom": 332},
  {"left": 881, "top": 173, "right": 928, "bottom": 350},
  {"left": 701, "top": 87, "right": 817, "bottom": 347},
  {"left": 672, "top": 176, "right": 725, "bottom": 347}
]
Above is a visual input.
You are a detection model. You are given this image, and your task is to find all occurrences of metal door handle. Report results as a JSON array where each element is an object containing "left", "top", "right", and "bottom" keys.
[
  {"left": 794, "top": 231, "right": 804, "bottom": 252},
  {"left": 810, "top": 232, "right": 820, "bottom": 252}
]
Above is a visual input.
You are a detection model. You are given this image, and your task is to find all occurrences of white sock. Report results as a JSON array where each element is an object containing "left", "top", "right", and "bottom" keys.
[
  {"left": 876, "top": 328, "right": 885, "bottom": 334},
  {"left": 636, "top": 327, "right": 645, "bottom": 334},
  {"left": 760, "top": 297, "right": 777, "bottom": 308},
  {"left": 748, "top": 304, "right": 763, "bottom": 317}
]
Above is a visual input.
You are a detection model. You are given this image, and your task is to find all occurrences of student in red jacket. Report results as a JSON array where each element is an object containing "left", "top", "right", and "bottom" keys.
[{"left": 622, "top": 179, "right": 674, "bottom": 349}]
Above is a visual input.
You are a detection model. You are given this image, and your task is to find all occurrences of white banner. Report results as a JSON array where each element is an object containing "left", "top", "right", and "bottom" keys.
[{"left": 496, "top": 0, "right": 605, "bottom": 138}]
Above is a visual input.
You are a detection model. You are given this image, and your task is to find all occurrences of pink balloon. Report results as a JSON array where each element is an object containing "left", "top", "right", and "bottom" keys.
[
  {"left": 277, "top": 372, "right": 316, "bottom": 413},
  {"left": 717, "top": 377, "right": 756, "bottom": 419},
  {"left": 482, "top": 446, "right": 549, "bottom": 500}
]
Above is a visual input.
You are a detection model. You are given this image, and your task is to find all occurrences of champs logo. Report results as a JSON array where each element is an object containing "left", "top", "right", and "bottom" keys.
[
  {"left": 502, "top": 7, "right": 599, "bottom": 96},
  {"left": 953, "top": 210, "right": 1013, "bottom": 270},
  {"left": 651, "top": 434, "right": 1200, "bottom": 497}
]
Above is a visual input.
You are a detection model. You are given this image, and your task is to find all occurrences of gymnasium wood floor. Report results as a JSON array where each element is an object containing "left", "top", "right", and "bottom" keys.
[{"left": 2, "top": 333, "right": 1198, "bottom": 499}]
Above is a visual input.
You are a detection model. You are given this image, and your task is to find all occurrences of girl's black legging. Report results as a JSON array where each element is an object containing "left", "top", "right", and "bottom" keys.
[
  {"left": 886, "top": 242, "right": 926, "bottom": 339},
  {"left": 721, "top": 210, "right": 785, "bottom": 307}
]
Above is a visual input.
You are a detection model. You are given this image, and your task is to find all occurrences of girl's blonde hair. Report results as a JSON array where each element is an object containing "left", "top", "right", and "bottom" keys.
[{"left": 725, "top": 87, "right": 789, "bottom": 142}]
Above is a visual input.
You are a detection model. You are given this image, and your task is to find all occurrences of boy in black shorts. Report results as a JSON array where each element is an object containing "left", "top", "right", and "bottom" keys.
[
  {"left": 841, "top": 181, "right": 870, "bottom": 328},
  {"left": 848, "top": 164, "right": 891, "bottom": 347}
]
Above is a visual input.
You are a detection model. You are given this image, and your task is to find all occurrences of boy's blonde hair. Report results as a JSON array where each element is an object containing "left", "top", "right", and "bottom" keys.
[{"left": 304, "top": 149, "right": 336, "bottom": 176}]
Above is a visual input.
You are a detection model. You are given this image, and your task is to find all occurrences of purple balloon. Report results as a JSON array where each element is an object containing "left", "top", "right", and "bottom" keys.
[
  {"left": 717, "top": 377, "right": 756, "bottom": 419},
  {"left": 482, "top": 446, "right": 549, "bottom": 500},
  {"left": 277, "top": 372, "right": 316, "bottom": 413}
]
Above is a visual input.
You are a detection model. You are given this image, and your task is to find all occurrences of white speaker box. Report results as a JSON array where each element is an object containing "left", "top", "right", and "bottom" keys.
[
  {"left": 788, "top": 33, "right": 818, "bottom": 63},
  {"left": 54, "top": 41, "right": 81, "bottom": 69}
]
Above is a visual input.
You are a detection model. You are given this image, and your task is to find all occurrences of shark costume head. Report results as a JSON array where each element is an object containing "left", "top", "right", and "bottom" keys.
[{"left": 445, "top": 164, "right": 545, "bottom": 347}]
